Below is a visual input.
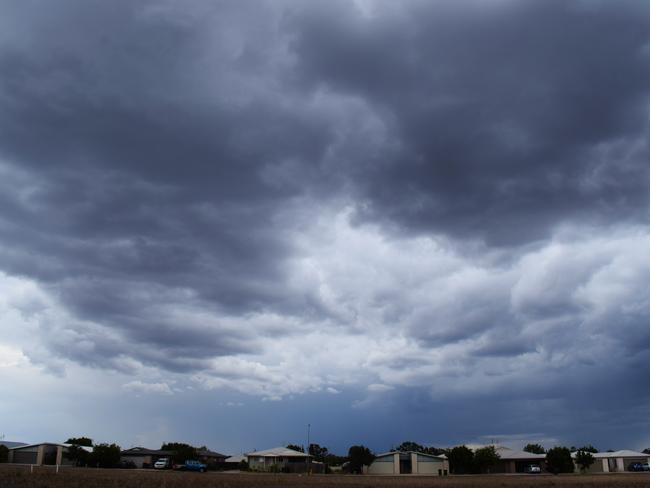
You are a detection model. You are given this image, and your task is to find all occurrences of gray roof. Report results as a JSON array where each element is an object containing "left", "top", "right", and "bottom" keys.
[
  {"left": 0, "top": 441, "right": 27, "bottom": 449},
  {"left": 9, "top": 442, "right": 68, "bottom": 450},
  {"left": 245, "top": 447, "right": 310, "bottom": 458},
  {"left": 375, "top": 450, "right": 447, "bottom": 460},
  {"left": 497, "top": 449, "right": 546, "bottom": 460},
  {"left": 198, "top": 448, "right": 227, "bottom": 458},
  {"left": 121, "top": 447, "right": 174, "bottom": 456},
  {"left": 571, "top": 450, "right": 649, "bottom": 459},
  {"left": 225, "top": 455, "right": 246, "bottom": 463}
]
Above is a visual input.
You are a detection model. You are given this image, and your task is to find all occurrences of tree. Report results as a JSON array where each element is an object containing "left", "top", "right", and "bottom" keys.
[
  {"left": 644, "top": 448, "right": 650, "bottom": 455},
  {"left": 308, "top": 444, "right": 329, "bottom": 462},
  {"left": 473, "top": 446, "right": 500, "bottom": 474},
  {"left": 575, "top": 450, "right": 595, "bottom": 473},
  {"left": 448, "top": 445, "right": 474, "bottom": 474},
  {"left": 347, "top": 445, "right": 374, "bottom": 474},
  {"left": 395, "top": 441, "right": 425, "bottom": 452},
  {"left": 286, "top": 444, "right": 304, "bottom": 453},
  {"left": 0, "top": 445, "right": 8, "bottom": 463},
  {"left": 161, "top": 442, "right": 197, "bottom": 463},
  {"left": 523, "top": 443, "right": 546, "bottom": 454},
  {"left": 546, "top": 447, "right": 574, "bottom": 474},
  {"left": 393, "top": 441, "right": 445, "bottom": 456},
  {"left": 65, "top": 437, "right": 93, "bottom": 447},
  {"left": 90, "top": 443, "right": 121, "bottom": 468},
  {"left": 64, "top": 437, "right": 93, "bottom": 466},
  {"left": 576, "top": 445, "right": 598, "bottom": 453}
]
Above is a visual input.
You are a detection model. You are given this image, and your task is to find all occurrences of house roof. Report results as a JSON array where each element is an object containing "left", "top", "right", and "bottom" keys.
[
  {"left": 245, "top": 447, "right": 310, "bottom": 458},
  {"left": 496, "top": 449, "right": 546, "bottom": 460},
  {"left": 225, "top": 455, "right": 246, "bottom": 463},
  {"left": 0, "top": 441, "right": 27, "bottom": 449},
  {"left": 375, "top": 451, "right": 447, "bottom": 460},
  {"left": 121, "top": 447, "right": 174, "bottom": 456},
  {"left": 9, "top": 443, "right": 68, "bottom": 450},
  {"left": 572, "top": 450, "right": 649, "bottom": 459},
  {"left": 197, "top": 448, "right": 227, "bottom": 458}
]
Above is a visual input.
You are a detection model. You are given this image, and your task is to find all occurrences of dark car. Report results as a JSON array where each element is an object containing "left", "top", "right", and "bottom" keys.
[
  {"left": 118, "top": 460, "right": 136, "bottom": 469},
  {"left": 628, "top": 462, "right": 645, "bottom": 472}
]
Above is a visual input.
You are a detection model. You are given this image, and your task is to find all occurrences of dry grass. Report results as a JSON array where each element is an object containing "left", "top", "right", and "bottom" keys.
[{"left": 2, "top": 465, "right": 650, "bottom": 488}]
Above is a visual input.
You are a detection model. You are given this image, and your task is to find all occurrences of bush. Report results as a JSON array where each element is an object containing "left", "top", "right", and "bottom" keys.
[{"left": 546, "top": 446, "right": 574, "bottom": 474}]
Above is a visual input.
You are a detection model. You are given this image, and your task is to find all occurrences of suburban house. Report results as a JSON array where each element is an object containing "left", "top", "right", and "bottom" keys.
[
  {"left": 367, "top": 451, "right": 449, "bottom": 475},
  {"left": 490, "top": 446, "right": 547, "bottom": 473},
  {"left": 120, "top": 447, "right": 174, "bottom": 468},
  {"left": 197, "top": 448, "right": 228, "bottom": 467},
  {"left": 6, "top": 443, "right": 82, "bottom": 466},
  {"left": 245, "top": 446, "right": 311, "bottom": 472},
  {"left": 572, "top": 450, "right": 650, "bottom": 473}
]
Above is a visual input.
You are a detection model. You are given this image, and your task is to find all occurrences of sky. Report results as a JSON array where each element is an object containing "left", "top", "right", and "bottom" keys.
[{"left": 1, "top": 0, "right": 650, "bottom": 456}]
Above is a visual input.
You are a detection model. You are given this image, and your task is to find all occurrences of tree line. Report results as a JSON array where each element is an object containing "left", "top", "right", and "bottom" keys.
[{"left": 5, "top": 436, "right": 644, "bottom": 474}]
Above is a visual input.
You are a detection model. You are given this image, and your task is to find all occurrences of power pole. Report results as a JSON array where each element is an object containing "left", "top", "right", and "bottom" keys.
[{"left": 307, "top": 423, "right": 311, "bottom": 475}]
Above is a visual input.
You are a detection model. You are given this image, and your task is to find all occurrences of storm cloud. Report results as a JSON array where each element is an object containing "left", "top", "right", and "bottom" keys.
[{"left": 1, "top": 0, "right": 650, "bottom": 452}]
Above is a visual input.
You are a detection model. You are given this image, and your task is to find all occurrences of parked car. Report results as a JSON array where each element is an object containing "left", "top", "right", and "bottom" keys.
[
  {"left": 628, "top": 462, "right": 645, "bottom": 472},
  {"left": 154, "top": 458, "right": 171, "bottom": 469},
  {"left": 174, "top": 460, "right": 207, "bottom": 472},
  {"left": 642, "top": 463, "right": 650, "bottom": 471},
  {"left": 118, "top": 460, "right": 136, "bottom": 469},
  {"left": 525, "top": 464, "right": 542, "bottom": 474}
]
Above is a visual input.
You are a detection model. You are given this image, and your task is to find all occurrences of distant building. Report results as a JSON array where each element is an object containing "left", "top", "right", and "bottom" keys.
[
  {"left": 245, "top": 446, "right": 312, "bottom": 472},
  {"left": 490, "top": 447, "right": 547, "bottom": 473},
  {"left": 572, "top": 450, "right": 650, "bottom": 473},
  {"left": 120, "top": 447, "right": 174, "bottom": 468},
  {"left": 7, "top": 443, "right": 79, "bottom": 466},
  {"left": 367, "top": 451, "right": 449, "bottom": 475}
]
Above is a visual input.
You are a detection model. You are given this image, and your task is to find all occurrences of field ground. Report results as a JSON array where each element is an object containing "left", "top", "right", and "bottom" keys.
[{"left": 2, "top": 465, "right": 650, "bottom": 488}]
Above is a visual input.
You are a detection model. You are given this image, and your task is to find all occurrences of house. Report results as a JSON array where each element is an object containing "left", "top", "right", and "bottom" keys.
[
  {"left": 245, "top": 446, "right": 311, "bottom": 472},
  {"left": 490, "top": 446, "right": 547, "bottom": 473},
  {"left": 367, "top": 451, "right": 449, "bottom": 475},
  {"left": 572, "top": 450, "right": 650, "bottom": 473},
  {"left": 120, "top": 447, "right": 174, "bottom": 468},
  {"left": 7, "top": 443, "right": 78, "bottom": 466},
  {"left": 197, "top": 448, "right": 228, "bottom": 468}
]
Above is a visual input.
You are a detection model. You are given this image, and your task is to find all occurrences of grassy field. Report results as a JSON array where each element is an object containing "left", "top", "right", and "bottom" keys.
[{"left": 2, "top": 466, "right": 650, "bottom": 488}]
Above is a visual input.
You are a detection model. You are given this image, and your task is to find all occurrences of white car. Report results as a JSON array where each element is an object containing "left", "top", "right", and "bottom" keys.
[
  {"left": 154, "top": 458, "right": 171, "bottom": 469},
  {"left": 525, "top": 464, "right": 542, "bottom": 473}
]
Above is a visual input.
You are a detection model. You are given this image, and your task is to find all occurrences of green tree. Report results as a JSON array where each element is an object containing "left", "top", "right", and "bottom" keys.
[
  {"left": 575, "top": 450, "right": 595, "bottom": 473},
  {"left": 576, "top": 445, "right": 598, "bottom": 453},
  {"left": 347, "top": 445, "right": 374, "bottom": 474},
  {"left": 394, "top": 441, "right": 445, "bottom": 455},
  {"left": 523, "top": 443, "right": 546, "bottom": 454},
  {"left": 448, "top": 445, "right": 474, "bottom": 474},
  {"left": 90, "top": 443, "right": 121, "bottom": 468},
  {"left": 395, "top": 441, "right": 425, "bottom": 452},
  {"left": 286, "top": 444, "right": 304, "bottom": 453},
  {"left": 0, "top": 445, "right": 8, "bottom": 463},
  {"left": 64, "top": 437, "right": 93, "bottom": 466},
  {"left": 65, "top": 437, "right": 93, "bottom": 447},
  {"left": 161, "top": 442, "right": 197, "bottom": 463},
  {"left": 474, "top": 446, "right": 500, "bottom": 474},
  {"left": 546, "top": 446, "right": 574, "bottom": 474},
  {"left": 308, "top": 444, "right": 329, "bottom": 462}
]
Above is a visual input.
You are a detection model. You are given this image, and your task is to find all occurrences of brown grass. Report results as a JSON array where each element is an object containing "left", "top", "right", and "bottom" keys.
[{"left": 2, "top": 465, "right": 650, "bottom": 488}]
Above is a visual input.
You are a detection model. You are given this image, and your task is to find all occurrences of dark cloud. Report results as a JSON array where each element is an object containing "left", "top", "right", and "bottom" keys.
[{"left": 288, "top": 0, "right": 650, "bottom": 245}]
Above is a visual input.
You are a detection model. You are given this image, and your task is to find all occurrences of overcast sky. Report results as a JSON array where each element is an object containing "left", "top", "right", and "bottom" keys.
[{"left": 1, "top": 0, "right": 650, "bottom": 456}]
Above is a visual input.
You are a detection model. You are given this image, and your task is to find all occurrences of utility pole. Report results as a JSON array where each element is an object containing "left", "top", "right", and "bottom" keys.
[{"left": 307, "top": 423, "right": 311, "bottom": 475}]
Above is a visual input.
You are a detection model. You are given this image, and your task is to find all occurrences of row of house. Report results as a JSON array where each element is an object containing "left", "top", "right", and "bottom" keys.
[{"left": 3, "top": 441, "right": 649, "bottom": 475}]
